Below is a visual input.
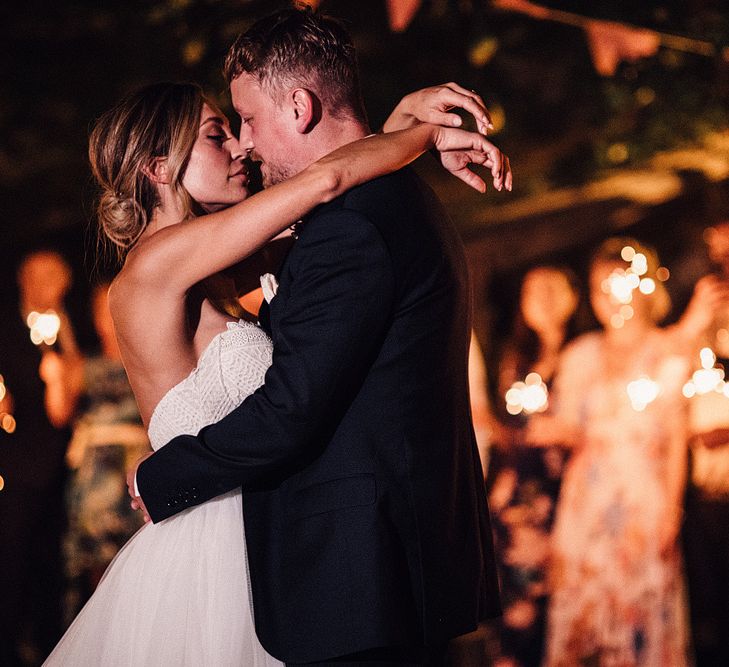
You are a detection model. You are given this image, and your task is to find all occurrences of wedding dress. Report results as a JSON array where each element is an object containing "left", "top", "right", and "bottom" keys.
[{"left": 45, "top": 320, "right": 282, "bottom": 666}]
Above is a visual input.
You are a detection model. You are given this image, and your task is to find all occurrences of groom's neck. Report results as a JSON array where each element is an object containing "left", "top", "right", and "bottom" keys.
[{"left": 294, "top": 117, "right": 370, "bottom": 175}]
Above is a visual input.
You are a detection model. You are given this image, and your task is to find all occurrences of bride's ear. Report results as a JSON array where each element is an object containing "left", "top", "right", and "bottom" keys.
[
  {"left": 290, "top": 88, "right": 321, "bottom": 134},
  {"left": 142, "top": 157, "right": 171, "bottom": 185}
]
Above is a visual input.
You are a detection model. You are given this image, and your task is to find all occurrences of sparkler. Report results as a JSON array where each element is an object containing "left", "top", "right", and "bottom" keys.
[
  {"left": 602, "top": 246, "right": 669, "bottom": 328},
  {"left": 26, "top": 310, "right": 61, "bottom": 346},
  {"left": 682, "top": 347, "right": 728, "bottom": 398},
  {"left": 0, "top": 375, "right": 16, "bottom": 434},
  {"left": 626, "top": 376, "right": 660, "bottom": 411},
  {"left": 505, "top": 372, "right": 549, "bottom": 415}
]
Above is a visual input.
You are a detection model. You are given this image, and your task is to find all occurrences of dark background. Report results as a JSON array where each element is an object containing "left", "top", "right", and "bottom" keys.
[{"left": 1, "top": 0, "right": 728, "bottom": 368}]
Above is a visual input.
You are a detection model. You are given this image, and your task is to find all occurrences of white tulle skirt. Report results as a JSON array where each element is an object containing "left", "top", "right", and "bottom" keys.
[{"left": 44, "top": 490, "right": 282, "bottom": 666}]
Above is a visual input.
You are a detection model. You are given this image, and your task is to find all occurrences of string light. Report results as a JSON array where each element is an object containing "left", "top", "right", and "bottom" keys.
[
  {"left": 26, "top": 310, "right": 61, "bottom": 346},
  {"left": 505, "top": 372, "right": 549, "bottom": 415}
]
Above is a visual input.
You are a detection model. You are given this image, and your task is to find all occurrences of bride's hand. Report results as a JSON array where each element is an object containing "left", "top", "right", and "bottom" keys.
[
  {"left": 432, "top": 127, "right": 513, "bottom": 193},
  {"left": 383, "top": 83, "right": 494, "bottom": 135}
]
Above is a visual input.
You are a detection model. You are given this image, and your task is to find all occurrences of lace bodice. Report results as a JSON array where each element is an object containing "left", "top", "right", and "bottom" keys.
[{"left": 147, "top": 320, "right": 273, "bottom": 451}]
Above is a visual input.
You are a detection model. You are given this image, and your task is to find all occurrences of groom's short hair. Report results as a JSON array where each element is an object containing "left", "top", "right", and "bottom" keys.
[{"left": 224, "top": 8, "right": 367, "bottom": 125}]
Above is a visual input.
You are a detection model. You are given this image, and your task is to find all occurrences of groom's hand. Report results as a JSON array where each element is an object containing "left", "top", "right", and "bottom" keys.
[{"left": 127, "top": 452, "right": 154, "bottom": 523}]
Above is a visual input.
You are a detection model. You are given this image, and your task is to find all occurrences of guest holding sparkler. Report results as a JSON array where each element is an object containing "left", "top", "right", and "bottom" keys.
[
  {"left": 486, "top": 265, "right": 581, "bottom": 667},
  {"left": 675, "top": 221, "right": 729, "bottom": 666},
  {"left": 530, "top": 238, "right": 690, "bottom": 666},
  {"left": 0, "top": 249, "right": 82, "bottom": 666}
]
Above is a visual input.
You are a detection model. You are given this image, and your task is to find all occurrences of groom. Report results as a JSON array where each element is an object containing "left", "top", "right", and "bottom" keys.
[{"left": 134, "top": 8, "right": 500, "bottom": 665}]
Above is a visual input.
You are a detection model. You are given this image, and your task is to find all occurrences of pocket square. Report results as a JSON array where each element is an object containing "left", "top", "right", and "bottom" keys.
[{"left": 260, "top": 273, "right": 279, "bottom": 304}]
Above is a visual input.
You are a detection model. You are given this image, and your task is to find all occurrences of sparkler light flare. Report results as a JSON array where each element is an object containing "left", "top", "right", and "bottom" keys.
[
  {"left": 0, "top": 375, "right": 15, "bottom": 434},
  {"left": 505, "top": 372, "right": 549, "bottom": 415},
  {"left": 603, "top": 247, "right": 669, "bottom": 328},
  {"left": 682, "top": 347, "right": 727, "bottom": 398},
  {"left": 1, "top": 414, "right": 16, "bottom": 434},
  {"left": 631, "top": 253, "right": 648, "bottom": 276},
  {"left": 603, "top": 270, "right": 637, "bottom": 305},
  {"left": 26, "top": 310, "right": 61, "bottom": 346},
  {"left": 627, "top": 376, "right": 660, "bottom": 411}
]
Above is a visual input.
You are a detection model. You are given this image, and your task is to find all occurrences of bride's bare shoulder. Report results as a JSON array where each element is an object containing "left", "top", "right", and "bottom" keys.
[
  {"left": 107, "top": 250, "right": 160, "bottom": 330},
  {"left": 106, "top": 269, "right": 135, "bottom": 331}
]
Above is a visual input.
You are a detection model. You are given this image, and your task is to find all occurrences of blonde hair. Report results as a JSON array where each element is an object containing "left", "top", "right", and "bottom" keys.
[{"left": 89, "top": 82, "right": 206, "bottom": 261}]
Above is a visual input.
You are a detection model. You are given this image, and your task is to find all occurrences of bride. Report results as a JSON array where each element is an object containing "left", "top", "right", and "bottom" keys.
[{"left": 44, "top": 81, "right": 509, "bottom": 665}]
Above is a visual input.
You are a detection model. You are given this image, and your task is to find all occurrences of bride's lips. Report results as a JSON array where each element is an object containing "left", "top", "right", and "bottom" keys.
[{"left": 229, "top": 167, "right": 249, "bottom": 184}]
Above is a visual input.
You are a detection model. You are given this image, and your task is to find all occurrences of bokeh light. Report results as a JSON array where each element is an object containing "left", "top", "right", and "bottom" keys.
[{"left": 505, "top": 372, "right": 549, "bottom": 415}]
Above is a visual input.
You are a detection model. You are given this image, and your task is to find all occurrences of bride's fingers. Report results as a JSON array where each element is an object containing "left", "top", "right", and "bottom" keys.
[
  {"left": 504, "top": 155, "right": 513, "bottom": 191},
  {"left": 441, "top": 83, "right": 493, "bottom": 133},
  {"left": 430, "top": 86, "right": 492, "bottom": 133}
]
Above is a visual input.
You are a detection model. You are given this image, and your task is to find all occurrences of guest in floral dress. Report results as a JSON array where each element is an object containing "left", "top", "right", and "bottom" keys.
[
  {"left": 63, "top": 283, "right": 149, "bottom": 623},
  {"left": 486, "top": 266, "right": 581, "bottom": 666},
  {"left": 530, "top": 239, "right": 690, "bottom": 666}
]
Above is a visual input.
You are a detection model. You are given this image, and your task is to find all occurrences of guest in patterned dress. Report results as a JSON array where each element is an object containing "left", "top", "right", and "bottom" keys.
[
  {"left": 486, "top": 266, "right": 581, "bottom": 666},
  {"left": 530, "top": 238, "right": 690, "bottom": 666},
  {"left": 63, "top": 282, "right": 149, "bottom": 622}
]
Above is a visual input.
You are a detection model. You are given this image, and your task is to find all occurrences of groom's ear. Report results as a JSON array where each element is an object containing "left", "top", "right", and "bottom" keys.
[
  {"left": 142, "top": 157, "right": 170, "bottom": 185},
  {"left": 290, "top": 88, "right": 321, "bottom": 134}
]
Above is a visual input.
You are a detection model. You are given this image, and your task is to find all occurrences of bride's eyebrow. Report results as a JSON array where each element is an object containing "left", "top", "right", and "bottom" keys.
[{"left": 200, "top": 116, "right": 226, "bottom": 129}]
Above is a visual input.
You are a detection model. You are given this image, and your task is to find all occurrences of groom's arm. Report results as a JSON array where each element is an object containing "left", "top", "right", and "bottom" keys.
[{"left": 136, "top": 209, "right": 395, "bottom": 522}]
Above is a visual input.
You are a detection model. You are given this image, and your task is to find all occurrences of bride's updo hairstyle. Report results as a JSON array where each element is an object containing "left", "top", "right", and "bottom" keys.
[{"left": 89, "top": 82, "right": 205, "bottom": 259}]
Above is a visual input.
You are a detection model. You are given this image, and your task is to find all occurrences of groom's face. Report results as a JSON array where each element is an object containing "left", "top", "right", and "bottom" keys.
[{"left": 231, "top": 73, "right": 298, "bottom": 188}]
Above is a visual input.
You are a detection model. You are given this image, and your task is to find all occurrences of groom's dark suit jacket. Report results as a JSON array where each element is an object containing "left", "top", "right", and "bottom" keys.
[{"left": 138, "top": 167, "right": 500, "bottom": 663}]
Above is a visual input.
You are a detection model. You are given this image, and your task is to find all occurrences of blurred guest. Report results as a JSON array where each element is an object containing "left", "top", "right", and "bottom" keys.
[
  {"left": 486, "top": 266, "right": 580, "bottom": 666},
  {"left": 63, "top": 282, "right": 149, "bottom": 623},
  {"left": 674, "top": 221, "right": 729, "bottom": 666},
  {"left": 0, "top": 249, "right": 82, "bottom": 666},
  {"left": 530, "top": 239, "right": 689, "bottom": 666}
]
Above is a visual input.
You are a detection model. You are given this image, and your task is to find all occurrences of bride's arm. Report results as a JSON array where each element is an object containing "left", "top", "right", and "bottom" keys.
[
  {"left": 383, "top": 83, "right": 494, "bottom": 135},
  {"left": 123, "top": 123, "right": 504, "bottom": 293}
]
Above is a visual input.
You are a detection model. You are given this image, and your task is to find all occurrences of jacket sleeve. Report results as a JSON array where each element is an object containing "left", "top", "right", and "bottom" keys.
[{"left": 137, "top": 210, "right": 396, "bottom": 522}]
